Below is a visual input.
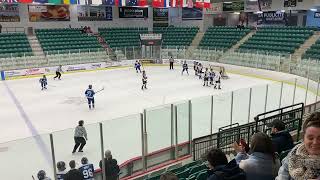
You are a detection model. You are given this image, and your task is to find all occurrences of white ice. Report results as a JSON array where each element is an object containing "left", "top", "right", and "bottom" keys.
[{"left": 0, "top": 66, "right": 316, "bottom": 179}]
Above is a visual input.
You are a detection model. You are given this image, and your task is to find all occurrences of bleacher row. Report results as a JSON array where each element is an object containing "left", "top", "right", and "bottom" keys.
[{"left": 0, "top": 26, "right": 319, "bottom": 62}]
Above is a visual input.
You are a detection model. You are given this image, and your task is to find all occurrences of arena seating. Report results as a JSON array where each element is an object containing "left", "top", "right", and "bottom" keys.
[
  {"left": 239, "top": 26, "right": 314, "bottom": 55},
  {"left": 198, "top": 26, "right": 250, "bottom": 51},
  {"left": 0, "top": 33, "right": 33, "bottom": 58},
  {"left": 36, "top": 28, "right": 103, "bottom": 55},
  {"left": 153, "top": 26, "right": 199, "bottom": 48},
  {"left": 303, "top": 39, "right": 320, "bottom": 60},
  {"left": 141, "top": 160, "right": 208, "bottom": 180},
  {"left": 98, "top": 27, "right": 148, "bottom": 49}
]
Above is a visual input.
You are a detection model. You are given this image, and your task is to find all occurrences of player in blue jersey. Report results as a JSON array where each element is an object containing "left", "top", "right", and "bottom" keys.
[
  {"left": 85, "top": 85, "right": 95, "bottom": 109},
  {"left": 181, "top": 61, "right": 189, "bottom": 75},
  {"left": 56, "top": 161, "right": 67, "bottom": 180},
  {"left": 134, "top": 60, "right": 141, "bottom": 73},
  {"left": 39, "top": 75, "right": 47, "bottom": 90},
  {"left": 79, "top": 157, "right": 94, "bottom": 180}
]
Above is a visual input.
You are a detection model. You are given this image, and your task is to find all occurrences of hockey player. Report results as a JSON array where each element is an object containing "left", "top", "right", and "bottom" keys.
[
  {"left": 54, "top": 65, "right": 63, "bottom": 80},
  {"left": 141, "top": 70, "right": 147, "bottom": 90},
  {"left": 57, "top": 161, "right": 67, "bottom": 180},
  {"left": 79, "top": 157, "right": 95, "bottom": 180},
  {"left": 214, "top": 71, "right": 222, "bottom": 89},
  {"left": 85, "top": 85, "right": 95, "bottom": 109},
  {"left": 39, "top": 75, "right": 47, "bottom": 90},
  {"left": 134, "top": 60, "right": 141, "bottom": 73},
  {"left": 203, "top": 68, "right": 209, "bottom": 87},
  {"left": 37, "top": 170, "right": 52, "bottom": 180},
  {"left": 193, "top": 61, "right": 198, "bottom": 75},
  {"left": 181, "top": 61, "right": 189, "bottom": 75},
  {"left": 198, "top": 63, "right": 203, "bottom": 79},
  {"left": 209, "top": 69, "right": 215, "bottom": 85}
]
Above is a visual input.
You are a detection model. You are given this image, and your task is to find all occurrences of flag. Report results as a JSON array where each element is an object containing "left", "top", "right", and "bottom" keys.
[
  {"left": 152, "top": 0, "right": 169, "bottom": 7},
  {"left": 203, "top": 0, "right": 210, "bottom": 8},
  {"left": 187, "top": 0, "right": 192, "bottom": 8},
  {"left": 139, "top": 0, "right": 147, "bottom": 6},
  {"left": 118, "top": 0, "right": 125, "bottom": 6},
  {"left": 19, "top": 0, "right": 33, "bottom": 3},
  {"left": 48, "top": 0, "right": 62, "bottom": 4},
  {"left": 170, "top": 0, "right": 181, "bottom": 7},
  {"left": 77, "top": 0, "right": 86, "bottom": 4},
  {"left": 103, "top": 0, "right": 118, "bottom": 5},
  {"left": 1, "top": 0, "right": 18, "bottom": 3},
  {"left": 88, "top": 0, "right": 102, "bottom": 4},
  {"left": 64, "top": 0, "right": 77, "bottom": 4},
  {"left": 33, "top": 0, "right": 49, "bottom": 3}
]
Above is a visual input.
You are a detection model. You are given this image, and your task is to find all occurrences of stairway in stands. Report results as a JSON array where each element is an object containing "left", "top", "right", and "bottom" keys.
[{"left": 292, "top": 31, "right": 320, "bottom": 62}]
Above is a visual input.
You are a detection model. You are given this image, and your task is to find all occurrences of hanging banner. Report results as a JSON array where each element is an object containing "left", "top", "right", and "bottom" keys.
[
  {"left": 153, "top": 8, "right": 168, "bottom": 21},
  {"left": 315, "top": 12, "right": 320, "bottom": 18},
  {"left": 182, "top": 7, "right": 202, "bottom": 20},
  {"left": 28, "top": 5, "right": 70, "bottom": 22},
  {"left": 119, "top": 7, "right": 148, "bottom": 18},
  {"left": 204, "top": 2, "right": 222, "bottom": 14},
  {"left": 257, "top": 11, "right": 287, "bottom": 25},
  {"left": 284, "top": 0, "right": 296, "bottom": 7},
  {"left": 0, "top": 4, "right": 19, "bottom": 22},
  {"left": 223, "top": 1, "right": 244, "bottom": 12},
  {"left": 245, "top": 0, "right": 272, "bottom": 12},
  {"left": 77, "top": 5, "right": 112, "bottom": 21}
]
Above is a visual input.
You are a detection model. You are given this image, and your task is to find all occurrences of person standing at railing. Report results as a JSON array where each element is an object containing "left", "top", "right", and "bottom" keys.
[
  {"left": 169, "top": 56, "right": 174, "bottom": 70},
  {"left": 54, "top": 65, "right": 63, "bottom": 80},
  {"left": 0, "top": 24, "right": 2, "bottom": 33},
  {"left": 99, "top": 150, "right": 120, "bottom": 180}
]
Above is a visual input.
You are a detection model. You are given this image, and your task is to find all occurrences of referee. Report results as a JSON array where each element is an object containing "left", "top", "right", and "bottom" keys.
[{"left": 72, "top": 120, "right": 88, "bottom": 154}]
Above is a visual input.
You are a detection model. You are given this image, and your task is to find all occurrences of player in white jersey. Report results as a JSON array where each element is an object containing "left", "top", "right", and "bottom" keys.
[
  {"left": 54, "top": 65, "right": 63, "bottom": 80},
  {"left": 141, "top": 70, "right": 148, "bottom": 90},
  {"left": 203, "top": 68, "right": 209, "bottom": 87},
  {"left": 56, "top": 161, "right": 67, "bottom": 180},
  {"left": 214, "top": 71, "right": 222, "bottom": 89},
  {"left": 79, "top": 157, "right": 95, "bottom": 180}
]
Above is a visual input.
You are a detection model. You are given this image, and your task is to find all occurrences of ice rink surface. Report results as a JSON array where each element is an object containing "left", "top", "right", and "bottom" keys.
[{"left": 0, "top": 66, "right": 316, "bottom": 179}]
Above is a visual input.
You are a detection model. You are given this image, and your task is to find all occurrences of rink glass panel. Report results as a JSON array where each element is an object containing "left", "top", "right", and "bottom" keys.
[
  {"left": 174, "top": 100, "right": 189, "bottom": 144},
  {"left": 233, "top": 88, "right": 251, "bottom": 125},
  {"left": 102, "top": 114, "right": 142, "bottom": 164},
  {"left": 52, "top": 123, "right": 102, "bottom": 172},
  {"left": 191, "top": 96, "right": 212, "bottom": 138},
  {"left": 0, "top": 134, "right": 53, "bottom": 180},
  {"left": 250, "top": 84, "right": 267, "bottom": 122},
  {"left": 281, "top": 80, "right": 295, "bottom": 108},
  {"left": 266, "top": 81, "right": 282, "bottom": 113},
  {"left": 212, "top": 92, "right": 232, "bottom": 133},
  {"left": 145, "top": 104, "right": 172, "bottom": 153}
]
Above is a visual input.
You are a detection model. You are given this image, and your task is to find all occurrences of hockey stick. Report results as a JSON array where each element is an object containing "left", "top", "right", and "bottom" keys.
[
  {"left": 32, "top": 175, "right": 35, "bottom": 180},
  {"left": 95, "top": 86, "right": 105, "bottom": 94}
]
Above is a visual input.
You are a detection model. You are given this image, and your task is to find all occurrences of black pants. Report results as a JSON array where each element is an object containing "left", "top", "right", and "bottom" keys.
[
  {"left": 72, "top": 137, "right": 86, "bottom": 153},
  {"left": 169, "top": 62, "right": 173, "bottom": 70},
  {"left": 54, "top": 71, "right": 61, "bottom": 79}
]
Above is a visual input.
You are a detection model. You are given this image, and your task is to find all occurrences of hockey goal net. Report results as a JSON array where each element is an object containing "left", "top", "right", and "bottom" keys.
[{"left": 210, "top": 65, "right": 229, "bottom": 79}]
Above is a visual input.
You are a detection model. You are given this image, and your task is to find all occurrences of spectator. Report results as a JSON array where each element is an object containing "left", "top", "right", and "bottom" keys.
[
  {"left": 56, "top": 161, "right": 67, "bottom": 180},
  {"left": 276, "top": 112, "right": 320, "bottom": 180},
  {"left": 233, "top": 139, "right": 250, "bottom": 164},
  {"left": 79, "top": 157, "right": 94, "bottom": 180},
  {"left": 160, "top": 172, "right": 178, "bottom": 180},
  {"left": 65, "top": 160, "right": 84, "bottom": 180},
  {"left": 0, "top": 24, "right": 2, "bottom": 33},
  {"left": 206, "top": 148, "right": 246, "bottom": 180},
  {"left": 72, "top": 120, "right": 87, "bottom": 154},
  {"left": 268, "top": 119, "right": 294, "bottom": 153},
  {"left": 239, "top": 132, "right": 281, "bottom": 180},
  {"left": 37, "top": 170, "right": 52, "bottom": 180},
  {"left": 99, "top": 150, "right": 120, "bottom": 180}
]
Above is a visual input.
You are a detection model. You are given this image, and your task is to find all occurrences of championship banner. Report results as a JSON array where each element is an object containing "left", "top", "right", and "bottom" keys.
[
  {"left": 119, "top": 7, "right": 148, "bottom": 18},
  {"left": 204, "top": 2, "right": 222, "bottom": 14},
  {"left": 0, "top": 4, "right": 19, "bottom": 22},
  {"left": 245, "top": 0, "right": 272, "bottom": 12},
  {"left": 284, "top": 0, "right": 296, "bottom": 7},
  {"left": 153, "top": 8, "right": 168, "bottom": 21},
  {"left": 182, "top": 7, "right": 202, "bottom": 20},
  {"left": 315, "top": 12, "right": 320, "bottom": 18},
  {"left": 28, "top": 5, "right": 70, "bottom": 22},
  {"left": 77, "top": 5, "right": 112, "bottom": 21},
  {"left": 257, "top": 11, "right": 287, "bottom": 25},
  {"left": 223, "top": 1, "right": 244, "bottom": 12}
]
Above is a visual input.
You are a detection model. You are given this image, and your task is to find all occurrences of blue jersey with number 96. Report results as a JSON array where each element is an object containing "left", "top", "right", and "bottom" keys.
[{"left": 79, "top": 164, "right": 94, "bottom": 180}]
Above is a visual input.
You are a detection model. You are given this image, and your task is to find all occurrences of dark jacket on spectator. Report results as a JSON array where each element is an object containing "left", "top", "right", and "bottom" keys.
[
  {"left": 99, "top": 158, "right": 120, "bottom": 180},
  {"left": 207, "top": 159, "right": 246, "bottom": 180},
  {"left": 271, "top": 130, "right": 294, "bottom": 153},
  {"left": 64, "top": 169, "right": 84, "bottom": 180}
]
